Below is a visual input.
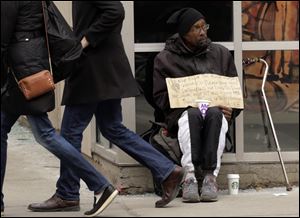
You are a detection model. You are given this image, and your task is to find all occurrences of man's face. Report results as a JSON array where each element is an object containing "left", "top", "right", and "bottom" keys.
[{"left": 183, "top": 19, "right": 209, "bottom": 49}]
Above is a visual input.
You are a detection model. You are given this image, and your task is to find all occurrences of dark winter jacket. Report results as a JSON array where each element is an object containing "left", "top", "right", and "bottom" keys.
[
  {"left": 1, "top": 1, "right": 55, "bottom": 115},
  {"left": 153, "top": 34, "right": 241, "bottom": 136},
  {"left": 61, "top": 1, "right": 140, "bottom": 105}
]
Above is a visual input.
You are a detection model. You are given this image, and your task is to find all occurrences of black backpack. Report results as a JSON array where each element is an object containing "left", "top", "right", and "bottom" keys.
[{"left": 141, "top": 121, "right": 182, "bottom": 196}]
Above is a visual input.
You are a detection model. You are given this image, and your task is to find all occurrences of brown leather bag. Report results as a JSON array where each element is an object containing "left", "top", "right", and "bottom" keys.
[
  {"left": 11, "top": 1, "right": 56, "bottom": 101},
  {"left": 16, "top": 70, "right": 55, "bottom": 100}
]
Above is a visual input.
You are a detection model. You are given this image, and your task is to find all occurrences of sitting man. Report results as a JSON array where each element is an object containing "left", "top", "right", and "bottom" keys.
[{"left": 153, "top": 8, "right": 242, "bottom": 203}]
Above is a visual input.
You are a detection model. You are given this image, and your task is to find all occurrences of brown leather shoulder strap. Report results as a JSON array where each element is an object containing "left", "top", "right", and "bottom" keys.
[{"left": 41, "top": 1, "right": 53, "bottom": 75}]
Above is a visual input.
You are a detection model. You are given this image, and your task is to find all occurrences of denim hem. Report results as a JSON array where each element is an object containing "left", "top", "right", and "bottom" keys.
[
  {"left": 95, "top": 183, "right": 110, "bottom": 195},
  {"left": 55, "top": 192, "right": 80, "bottom": 201},
  {"left": 160, "top": 165, "right": 177, "bottom": 183}
]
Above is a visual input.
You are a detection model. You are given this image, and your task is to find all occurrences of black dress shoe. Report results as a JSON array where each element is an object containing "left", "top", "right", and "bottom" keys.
[
  {"left": 28, "top": 194, "right": 80, "bottom": 212},
  {"left": 155, "top": 165, "right": 186, "bottom": 208},
  {"left": 84, "top": 185, "right": 118, "bottom": 217}
]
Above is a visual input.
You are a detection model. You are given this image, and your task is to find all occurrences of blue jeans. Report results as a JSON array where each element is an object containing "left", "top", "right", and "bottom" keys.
[
  {"left": 1, "top": 111, "right": 109, "bottom": 208},
  {"left": 56, "top": 99, "right": 175, "bottom": 200}
]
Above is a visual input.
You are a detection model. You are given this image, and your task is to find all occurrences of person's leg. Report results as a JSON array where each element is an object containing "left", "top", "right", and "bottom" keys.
[
  {"left": 181, "top": 108, "right": 206, "bottom": 177},
  {"left": 200, "top": 107, "right": 228, "bottom": 202},
  {"left": 26, "top": 114, "right": 110, "bottom": 193},
  {"left": 27, "top": 113, "right": 116, "bottom": 216},
  {"left": 28, "top": 104, "right": 101, "bottom": 212},
  {"left": 201, "top": 107, "right": 227, "bottom": 176},
  {"left": 1, "top": 111, "right": 20, "bottom": 214},
  {"left": 95, "top": 99, "right": 185, "bottom": 208},
  {"left": 56, "top": 103, "right": 97, "bottom": 201},
  {"left": 178, "top": 109, "right": 202, "bottom": 202},
  {"left": 96, "top": 99, "right": 175, "bottom": 183}
]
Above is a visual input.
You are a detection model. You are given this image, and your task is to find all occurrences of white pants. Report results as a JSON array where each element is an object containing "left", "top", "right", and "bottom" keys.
[{"left": 177, "top": 110, "right": 228, "bottom": 177}]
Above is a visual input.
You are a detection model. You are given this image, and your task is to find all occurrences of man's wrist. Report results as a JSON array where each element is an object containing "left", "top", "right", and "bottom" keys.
[{"left": 81, "top": 37, "right": 90, "bottom": 49}]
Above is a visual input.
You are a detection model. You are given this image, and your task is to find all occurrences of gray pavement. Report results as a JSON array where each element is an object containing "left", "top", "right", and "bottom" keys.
[{"left": 2, "top": 121, "right": 299, "bottom": 217}]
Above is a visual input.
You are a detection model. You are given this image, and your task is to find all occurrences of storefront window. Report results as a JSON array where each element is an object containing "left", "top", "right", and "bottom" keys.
[
  {"left": 135, "top": 52, "right": 158, "bottom": 134},
  {"left": 242, "top": 1, "right": 299, "bottom": 41},
  {"left": 243, "top": 50, "right": 299, "bottom": 152},
  {"left": 134, "top": 1, "right": 233, "bottom": 43}
]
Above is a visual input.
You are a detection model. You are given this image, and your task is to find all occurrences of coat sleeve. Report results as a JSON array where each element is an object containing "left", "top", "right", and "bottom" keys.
[
  {"left": 1, "top": 1, "right": 19, "bottom": 58},
  {"left": 153, "top": 54, "right": 170, "bottom": 113},
  {"left": 85, "top": 1, "right": 125, "bottom": 48},
  {"left": 1, "top": 1, "right": 19, "bottom": 86},
  {"left": 225, "top": 49, "right": 243, "bottom": 122}
]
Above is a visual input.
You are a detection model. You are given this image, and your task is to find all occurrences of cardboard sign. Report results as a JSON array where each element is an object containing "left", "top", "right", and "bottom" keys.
[{"left": 166, "top": 74, "right": 244, "bottom": 109}]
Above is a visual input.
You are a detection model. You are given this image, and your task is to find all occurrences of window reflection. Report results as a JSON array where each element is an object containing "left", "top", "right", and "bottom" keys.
[
  {"left": 242, "top": 1, "right": 299, "bottom": 41},
  {"left": 135, "top": 53, "right": 158, "bottom": 134},
  {"left": 134, "top": 1, "right": 233, "bottom": 43},
  {"left": 243, "top": 50, "right": 299, "bottom": 152}
]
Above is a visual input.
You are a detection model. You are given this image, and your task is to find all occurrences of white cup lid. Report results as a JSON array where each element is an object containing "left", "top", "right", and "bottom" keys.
[{"left": 227, "top": 174, "right": 240, "bottom": 179}]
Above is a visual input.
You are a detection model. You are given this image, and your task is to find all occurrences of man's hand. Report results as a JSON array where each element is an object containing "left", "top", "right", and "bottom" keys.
[
  {"left": 81, "top": 36, "right": 90, "bottom": 49},
  {"left": 219, "top": 105, "right": 232, "bottom": 122}
]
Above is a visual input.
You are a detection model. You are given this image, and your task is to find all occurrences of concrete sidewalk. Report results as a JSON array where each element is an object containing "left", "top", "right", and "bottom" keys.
[{"left": 2, "top": 122, "right": 299, "bottom": 217}]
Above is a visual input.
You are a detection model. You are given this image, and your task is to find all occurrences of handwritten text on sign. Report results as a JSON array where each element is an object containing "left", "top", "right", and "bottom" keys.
[{"left": 166, "top": 74, "right": 244, "bottom": 109}]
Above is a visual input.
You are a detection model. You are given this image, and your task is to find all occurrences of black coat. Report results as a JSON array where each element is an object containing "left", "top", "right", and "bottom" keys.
[
  {"left": 61, "top": 1, "right": 140, "bottom": 105},
  {"left": 153, "top": 34, "right": 242, "bottom": 135},
  {"left": 1, "top": 1, "right": 55, "bottom": 115}
]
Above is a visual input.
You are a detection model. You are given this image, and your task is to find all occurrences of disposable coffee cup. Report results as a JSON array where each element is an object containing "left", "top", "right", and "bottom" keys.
[
  {"left": 227, "top": 174, "right": 240, "bottom": 195},
  {"left": 195, "top": 99, "right": 210, "bottom": 118}
]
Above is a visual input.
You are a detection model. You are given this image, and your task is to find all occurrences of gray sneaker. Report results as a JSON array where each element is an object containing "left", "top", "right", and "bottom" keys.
[
  {"left": 200, "top": 174, "right": 218, "bottom": 202},
  {"left": 182, "top": 178, "right": 200, "bottom": 203}
]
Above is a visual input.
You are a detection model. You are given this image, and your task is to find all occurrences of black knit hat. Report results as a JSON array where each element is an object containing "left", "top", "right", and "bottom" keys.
[{"left": 167, "top": 8, "right": 205, "bottom": 37}]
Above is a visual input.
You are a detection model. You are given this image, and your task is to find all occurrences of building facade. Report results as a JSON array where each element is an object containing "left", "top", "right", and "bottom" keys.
[{"left": 52, "top": 1, "right": 299, "bottom": 193}]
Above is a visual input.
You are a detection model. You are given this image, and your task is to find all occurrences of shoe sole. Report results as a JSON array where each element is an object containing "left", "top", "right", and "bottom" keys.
[
  {"left": 85, "top": 190, "right": 119, "bottom": 217},
  {"left": 200, "top": 196, "right": 218, "bottom": 202},
  {"left": 182, "top": 197, "right": 201, "bottom": 203},
  {"left": 28, "top": 205, "right": 80, "bottom": 212},
  {"left": 182, "top": 200, "right": 201, "bottom": 203}
]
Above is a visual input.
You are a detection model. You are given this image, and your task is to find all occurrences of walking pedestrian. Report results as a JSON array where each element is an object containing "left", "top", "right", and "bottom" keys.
[{"left": 27, "top": 1, "right": 186, "bottom": 214}]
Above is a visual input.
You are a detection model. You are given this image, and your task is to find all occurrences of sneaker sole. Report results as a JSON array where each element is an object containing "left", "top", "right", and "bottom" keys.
[
  {"left": 182, "top": 196, "right": 201, "bottom": 203},
  {"left": 200, "top": 196, "right": 218, "bottom": 202},
  {"left": 85, "top": 190, "right": 119, "bottom": 217},
  {"left": 182, "top": 199, "right": 201, "bottom": 203}
]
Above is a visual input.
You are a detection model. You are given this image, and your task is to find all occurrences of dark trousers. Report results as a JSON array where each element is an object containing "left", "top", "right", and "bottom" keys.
[{"left": 187, "top": 107, "right": 227, "bottom": 173}]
